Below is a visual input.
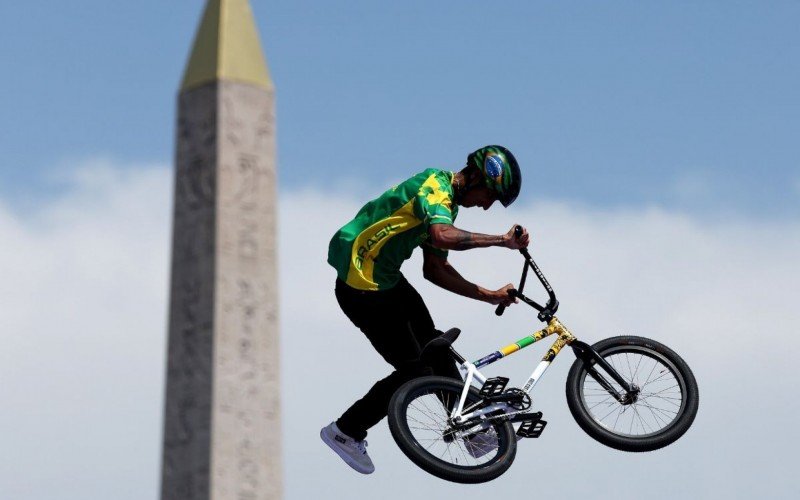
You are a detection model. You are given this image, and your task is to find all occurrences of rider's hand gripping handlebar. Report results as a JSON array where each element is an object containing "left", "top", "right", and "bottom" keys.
[
  {"left": 493, "top": 290, "right": 517, "bottom": 317},
  {"left": 495, "top": 225, "right": 560, "bottom": 322}
]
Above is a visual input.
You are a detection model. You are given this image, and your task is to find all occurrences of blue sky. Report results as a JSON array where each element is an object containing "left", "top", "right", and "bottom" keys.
[{"left": 1, "top": 0, "right": 797, "bottom": 218}]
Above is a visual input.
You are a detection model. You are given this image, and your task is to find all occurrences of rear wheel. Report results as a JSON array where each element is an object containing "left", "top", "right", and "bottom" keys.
[
  {"left": 387, "top": 376, "right": 517, "bottom": 483},
  {"left": 566, "top": 336, "right": 698, "bottom": 452}
]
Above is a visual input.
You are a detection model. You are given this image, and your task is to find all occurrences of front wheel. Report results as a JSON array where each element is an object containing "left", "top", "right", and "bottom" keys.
[
  {"left": 566, "top": 336, "right": 699, "bottom": 452},
  {"left": 387, "top": 376, "right": 517, "bottom": 483}
]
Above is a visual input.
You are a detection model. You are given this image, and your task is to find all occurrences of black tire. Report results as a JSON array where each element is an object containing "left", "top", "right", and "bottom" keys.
[
  {"left": 566, "top": 336, "right": 699, "bottom": 452},
  {"left": 387, "top": 376, "right": 517, "bottom": 483}
]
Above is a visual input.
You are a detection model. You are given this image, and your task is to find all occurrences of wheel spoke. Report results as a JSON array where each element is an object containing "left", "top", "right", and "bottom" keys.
[
  {"left": 417, "top": 395, "right": 445, "bottom": 423},
  {"left": 643, "top": 384, "right": 680, "bottom": 398},
  {"left": 644, "top": 394, "right": 682, "bottom": 405},
  {"left": 598, "top": 401, "right": 624, "bottom": 423},
  {"left": 625, "top": 353, "right": 634, "bottom": 383},
  {"left": 407, "top": 404, "right": 444, "bottom": 430},
  {"left": 640, "top": 358, "right": 659, "bottom": 388},
  {"left": 643, "top": 401, "right": 668, "bottom": 427},
  {"left": 628, "top": 404, "right": 635, "bottom": 434},
  {"left": 632, "top": 354, "right": 644, "bottom": 386},
  {"left": 612, "top": 404, "right": 624, "bottom": 430},
  {"left": 641, "top": 370, "right": 673, "bottom": 388},
  {"left": 587, "top": 395, "right": 615, "bottom": 411},
  {"left": 644, "top": 396, "right": 681, "bottom": 409},
  {"left": 406, "top": 411, "right": 441, "bottom": 432},
  {"left": 631, "top": 404, "right": 652, "bottom": 434},
  {"left": 443, "top": 438, "right": 458, "bottom": 464},
  {"left": 639, "top": 400, "right": 678, "bottom": 418}
]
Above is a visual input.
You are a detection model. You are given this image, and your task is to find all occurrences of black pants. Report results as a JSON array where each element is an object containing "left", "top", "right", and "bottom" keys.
[{"left": 334, "top": 276, "right": 462, "bottom": 441}]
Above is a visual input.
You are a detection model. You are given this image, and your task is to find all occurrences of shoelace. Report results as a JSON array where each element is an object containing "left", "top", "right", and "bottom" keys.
[{"left": 355, "top": 440, "right": 368, "bottom": 455}]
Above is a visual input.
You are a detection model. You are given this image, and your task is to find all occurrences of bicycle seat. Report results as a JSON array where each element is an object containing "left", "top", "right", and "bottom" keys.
[{"left": 420, "top": 328, "right": 461, "bottom": 362}]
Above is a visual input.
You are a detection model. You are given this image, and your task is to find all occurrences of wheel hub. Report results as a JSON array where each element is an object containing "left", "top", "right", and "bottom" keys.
[{"left": 620, "top": 384, "right": 640, "bottom": 405}]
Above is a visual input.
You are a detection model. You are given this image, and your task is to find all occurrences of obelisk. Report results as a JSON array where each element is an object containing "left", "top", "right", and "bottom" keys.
[{"left": 161, "top": 1, "right": 280, "bottom": 499}]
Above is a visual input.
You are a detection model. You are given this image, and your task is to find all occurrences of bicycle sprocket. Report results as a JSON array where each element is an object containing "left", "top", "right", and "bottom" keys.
[{"left": 502, "top": 388, "right": 532, "bottom": 411}]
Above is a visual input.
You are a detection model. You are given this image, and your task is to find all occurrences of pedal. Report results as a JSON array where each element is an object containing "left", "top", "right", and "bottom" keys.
[
  {"left": 516, "top": 413, "right": 547, "bottom": 438},
  {"left": 479, "top": 377, "right": 509, "bottom": 398}
]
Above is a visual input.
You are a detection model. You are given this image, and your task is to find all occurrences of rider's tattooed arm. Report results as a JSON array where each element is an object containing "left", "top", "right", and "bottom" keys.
[
  {"left": 422, "top": 249, "right": 516, "bottom": 306},
  {"left": 429, "top": 224, "right": 529, "bottom": 251},
  {"left": 429, "top": 224, "right": 505, "bottom": 251}
]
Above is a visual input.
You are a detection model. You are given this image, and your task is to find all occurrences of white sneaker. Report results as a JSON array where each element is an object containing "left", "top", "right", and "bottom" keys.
[{"left": 320, "top": 422, "right": 375, "bottom": 474}]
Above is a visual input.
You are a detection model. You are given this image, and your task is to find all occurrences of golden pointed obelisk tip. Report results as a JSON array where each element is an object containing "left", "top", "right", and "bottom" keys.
[{"left": 181, "top": 0, "right": 272, "bottom": 91}]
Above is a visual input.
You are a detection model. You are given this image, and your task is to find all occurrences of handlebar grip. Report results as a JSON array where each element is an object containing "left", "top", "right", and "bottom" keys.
[
  {"left": 494, "top": 288, "right": 517, "bottom": 316},
  {"left": 514, "top": 225, "right": 531, "bottom": 258}
]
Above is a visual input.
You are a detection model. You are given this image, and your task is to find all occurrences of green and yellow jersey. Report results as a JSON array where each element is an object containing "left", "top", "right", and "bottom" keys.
[{"left": 328, "top": 169, "right": 458, "bottom": 291}]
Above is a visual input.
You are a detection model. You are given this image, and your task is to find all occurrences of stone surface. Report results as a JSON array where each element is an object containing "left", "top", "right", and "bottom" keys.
[
  {"left": 161, "top": 80, "right": 280, "bottom": 500},
  {"left": 162, "top": 83, "right": 218, "bottom": 500}
]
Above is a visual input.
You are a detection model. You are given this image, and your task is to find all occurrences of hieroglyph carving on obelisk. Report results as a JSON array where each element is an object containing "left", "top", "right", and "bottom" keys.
[{"left": 161, "top": 1, "right": 280, "bottom": 499}]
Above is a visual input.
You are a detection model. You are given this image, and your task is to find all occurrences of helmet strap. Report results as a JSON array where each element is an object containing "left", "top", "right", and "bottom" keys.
[
  {"left": 452, "top": 171, "right": 464, "bottom": 204},
  {"left": 453, "top": 166, "right": 479, "bottom": 203},
  {"left": 466, "top": 166, "right": 483, "bottom": 190}
]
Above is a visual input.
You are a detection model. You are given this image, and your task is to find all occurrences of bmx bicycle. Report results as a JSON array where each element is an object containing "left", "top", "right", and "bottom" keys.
[{"left": 387, "top": 226, "right": 699, "bottom": 483}]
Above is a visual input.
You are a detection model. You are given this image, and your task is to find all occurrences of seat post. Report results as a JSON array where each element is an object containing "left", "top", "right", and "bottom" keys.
[{"left": 448, "top": 346, "right": 466, "bottom": 364}]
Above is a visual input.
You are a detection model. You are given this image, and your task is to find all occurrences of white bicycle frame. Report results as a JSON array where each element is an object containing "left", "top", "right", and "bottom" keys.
[{"left": 449, "top": 317, "right": 577, "bottom": 427}]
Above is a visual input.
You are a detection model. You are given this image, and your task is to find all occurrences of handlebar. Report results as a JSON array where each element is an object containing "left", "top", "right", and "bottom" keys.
[{"left": 495, "top": 225, "right": 560, "bottom": 322}]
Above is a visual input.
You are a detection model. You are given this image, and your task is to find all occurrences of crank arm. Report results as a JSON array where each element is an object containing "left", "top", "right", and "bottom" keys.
[{"left": 452, "top": 402, "right": 510, "bottom": 425}]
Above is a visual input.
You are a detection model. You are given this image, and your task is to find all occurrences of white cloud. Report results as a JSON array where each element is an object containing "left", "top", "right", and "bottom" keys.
[
  {"left": 0, "top": 162, "right": 172, "bottom": 500},
  {"left": 1, "top": 162, "right": 799, "bottom": 499}
]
